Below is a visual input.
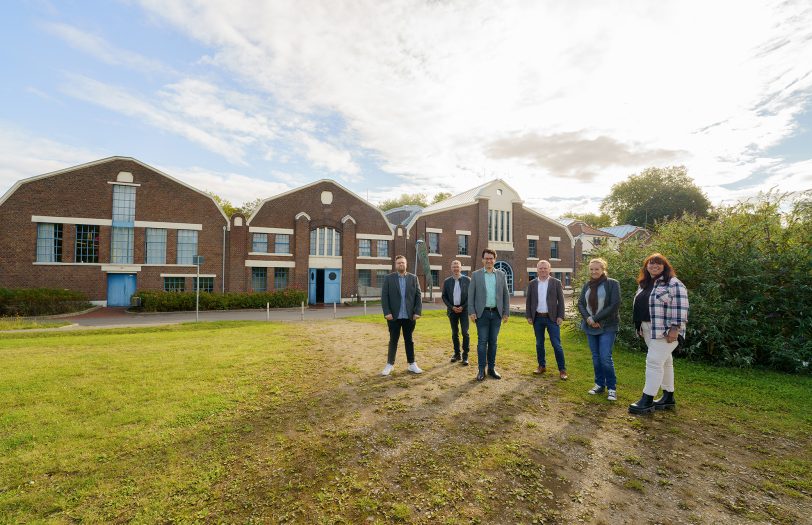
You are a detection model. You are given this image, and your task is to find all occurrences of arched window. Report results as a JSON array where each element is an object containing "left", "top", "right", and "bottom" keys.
[{"left": 309, "top": 227, "right": 342, "bottom": 256}]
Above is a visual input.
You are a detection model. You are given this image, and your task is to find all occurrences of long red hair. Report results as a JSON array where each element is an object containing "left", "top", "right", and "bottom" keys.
[{"left": 637, "top": 252, "right": 677, "bottom": 288}]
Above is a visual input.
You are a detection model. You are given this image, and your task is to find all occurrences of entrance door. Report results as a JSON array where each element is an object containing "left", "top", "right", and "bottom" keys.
[
  {"left": 494, "top": 261, "right": 513, "bottom": 295},
  {"left": 107, "top": 274, "right": 136, "bottom": 306},
  {"left": 324, "top": 268, "right": 341, "bottom": 304},
  {"left": 309, "top": 270, "right": 317, "bottom": 305}
]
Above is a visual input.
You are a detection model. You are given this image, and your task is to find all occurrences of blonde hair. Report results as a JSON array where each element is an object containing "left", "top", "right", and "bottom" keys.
[{"left": 588, "top": 258, "right": 608, "bottom": 277}]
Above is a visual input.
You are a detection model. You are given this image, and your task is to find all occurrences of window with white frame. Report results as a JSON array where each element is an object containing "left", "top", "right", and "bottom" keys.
[
  {"left": 252, "top": 267, "right": 267, "bottom": 292},
  {"left": 36, "top": 223, "right": 63, "bottom": 262},
  {"left": 457, "top": 234, "right": 468, "bottom": 256},
  {"left": 430, "top": 269, "right": 440, "bottom": 287},
  {"left": 376, "top": 240, "right": 389, "bottom": 258},
  {"left": 427, "top": 232, "right": 440, "bottom": 254},
  {"left": 358, "top": 269, "right": 372, "bottom": 288},
  {"left": 75, "top": 225, "right": 99, "bottom": 263},
  {"left": 550, "top": 240, "right": 559, "bottom": 259},
  {"left": 112, "top": 185, "right": 135, "bottom": 223},
  {"left": 274, "top": 267, "right": 289, "bottom": 289},
  {"left": 309, "top": 227, "right": 341, "bottom": 256},
  {"left": 375, "top": 269, "right": 388, "bottom": 286},
  {"left": 274, "top": 234, "right": 290, "bottom": 254},
  {"left": 252, "top": 233, "right": 268, "bottom": 253},
  {"left": 528, "top": 239, "right": 537, "bottom": 258},
  {"left": 358, "top": 239, "right": 372, "bottom": 257},
  {"left": 163, "top": 276, "right": 185, "bottom": 292},
  {"left": 145, "top": 228, "right": 167, "bottom": 264},
  {"left": 192, "top": 277, "right": 214, "bottom": 292},
  {"left": 177, "top": 230, "right": 198, "bottom": 264},
  {"left": 111, "top": 227, "right": 134, "bottom": 264},
  {"left": 488, "top": 209, "right": 513, "bottom": 242}
]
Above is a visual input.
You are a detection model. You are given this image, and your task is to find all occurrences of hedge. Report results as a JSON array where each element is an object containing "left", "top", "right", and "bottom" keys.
[
  {"left": 0, "top": 288, "right": 92, "bottom": 317},
  {"left": 134, "top": 289, "right": 308, "bottom": 312}
]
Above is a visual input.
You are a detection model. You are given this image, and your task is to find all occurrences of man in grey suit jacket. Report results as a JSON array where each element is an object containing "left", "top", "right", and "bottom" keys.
[
  {"left": 381, "top": 255, "right": 423, "bottom": 376},
  {"left": 525, "top": 260, "right": 568, "bottom": 379},
  {"left": 441, "top": 260, "right": 471, "bottom": 364},
  {"left": 467, "top": 249, "right": 510, "bottom": 381}
]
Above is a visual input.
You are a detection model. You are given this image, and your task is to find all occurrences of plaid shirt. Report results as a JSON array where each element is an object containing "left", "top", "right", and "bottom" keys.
[{"left": 634, "top": 276, "right": 689, "bottom": 339}]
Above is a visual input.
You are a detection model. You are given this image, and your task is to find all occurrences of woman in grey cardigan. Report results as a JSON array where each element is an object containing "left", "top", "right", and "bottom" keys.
[{"left": 577, "top": 258, "right": 621, "bottom": 401}]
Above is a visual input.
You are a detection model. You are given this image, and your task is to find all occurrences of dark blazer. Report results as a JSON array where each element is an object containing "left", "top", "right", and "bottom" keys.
[
  {"left": 381, "top": 272, "right": 422, "bottom": 318},
  {"left": 467, "top": 268, "right": 510, "bottom": 318},
  {"left": 441, "top": 274, "right": 471, "bottom": 313},
  {"left": 577, "top": 278, "right": 620, "bottom": 334},
  {"left": 525, "top": 277, "right": 566, "bottom": 321}
]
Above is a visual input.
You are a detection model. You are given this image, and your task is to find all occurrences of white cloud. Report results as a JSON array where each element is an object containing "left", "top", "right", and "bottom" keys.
[{"left": 159, "top": 164, "right": 292, "bottom": 206}]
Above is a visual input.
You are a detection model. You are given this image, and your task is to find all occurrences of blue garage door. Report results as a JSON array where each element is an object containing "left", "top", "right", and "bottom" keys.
[
  {"left": 324, "top": 268, "right": 341, "bottom": 304},
  {"left": 107, "top": 274, "right": 136, "bottom": 307}
]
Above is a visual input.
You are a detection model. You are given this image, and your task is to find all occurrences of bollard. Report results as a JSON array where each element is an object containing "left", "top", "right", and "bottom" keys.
[
  {"left": 364, "top": 299, "right": 367, "bottom": 316},
  {"left": 301, "top": 301, "right": 304, "bottom": 321},
  {"left": 266, "top": 302, "right": 270, "bottom": 322},
  {"left": 333, "top": 302, "right": 337, "bottom": 319}
]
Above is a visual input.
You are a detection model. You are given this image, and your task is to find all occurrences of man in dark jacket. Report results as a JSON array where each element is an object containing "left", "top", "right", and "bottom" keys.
[
  {"left": 441, "top": 260, "right": 471, "bottom": 365},
  {"left": 381, "top": 255, "right": 423, "bottom": 376},
  {"left": 525, "top": 260, "right": 568, "bottom": 379}
]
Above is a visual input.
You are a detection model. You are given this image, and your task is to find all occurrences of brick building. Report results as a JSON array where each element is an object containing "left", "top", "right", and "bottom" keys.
[{"left": 0, "top": 157, "right": 229, "bottom": 305}]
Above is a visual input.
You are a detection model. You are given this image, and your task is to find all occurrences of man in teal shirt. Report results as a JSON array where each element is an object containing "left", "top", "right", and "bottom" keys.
[{"left": 468, "top": 249, "right": 511, "bottom": 381}]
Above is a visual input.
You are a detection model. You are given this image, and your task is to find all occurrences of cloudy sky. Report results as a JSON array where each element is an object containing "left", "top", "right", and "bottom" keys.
[{"left": 1, "top": 0, "right": 810, "bottom": 218}]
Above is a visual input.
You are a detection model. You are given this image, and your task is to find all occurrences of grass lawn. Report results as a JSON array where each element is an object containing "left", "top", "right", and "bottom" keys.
[
  {"left": 0, "top": 318, "right": 71, "bottom": 331},
  {"left": 0, "top": 312, "right": 809, "bottom": 523}
]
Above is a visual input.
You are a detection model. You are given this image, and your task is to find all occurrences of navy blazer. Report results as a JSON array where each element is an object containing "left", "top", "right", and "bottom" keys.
[
  {"left": 441, "top": 274, "right": 471, "bottom": 313},
  {"left": 381, "top": 272, "right": 422, "bottom": 318},
  {"left": 525, "top": 277, "right": 566, "bottom": 321}
]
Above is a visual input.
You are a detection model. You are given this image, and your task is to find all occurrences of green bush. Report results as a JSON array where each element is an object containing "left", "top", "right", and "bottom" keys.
[
  {"left": 582, "top": 191, "right": 811, "bottom": 373},
  {"left": 0, "top": 288, "right": 92, "bottom": 317},
  {"left": 134, "top": 289, "right": 307, "bottom": 312}
]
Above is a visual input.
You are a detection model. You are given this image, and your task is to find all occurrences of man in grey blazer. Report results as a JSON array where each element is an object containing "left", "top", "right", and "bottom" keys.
[
  {"left": 467, "top": 249, "right": 511, "bottom": 381},
  {"left": 441, "top": 260, "right": 471, "bottom": 364},
  {"left": 381, "top": 255, "right": 423, "bottom": 376},
  {"left": 525, "top": 260, "right": 568, "bottom": 379}
]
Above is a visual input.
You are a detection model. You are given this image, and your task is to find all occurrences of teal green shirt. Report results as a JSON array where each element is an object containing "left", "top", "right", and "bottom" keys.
[{"left": 484, "top": 271, "right": 497, "bottom": 307}]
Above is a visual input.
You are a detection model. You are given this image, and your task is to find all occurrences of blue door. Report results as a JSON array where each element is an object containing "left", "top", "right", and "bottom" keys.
[
  {"left": 107, "top": 274, "right": 136, "bottom": 306},
  {"left": 308, "top": 269, "right": 317, "bottom": 305},
  {"left": 324, "top": 268, "right": 341, "bottom": 304}
]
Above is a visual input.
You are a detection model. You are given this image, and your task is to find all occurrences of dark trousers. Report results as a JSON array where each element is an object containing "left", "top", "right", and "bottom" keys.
[
  {"left": 387, "top": 318, "right": 416, "bottom": 365},
  {"left": 448, "top": 309, "right": 470, "bottom": 357},
  {"left": 533, "top": 315, "right": 566, "bottom": 371},
  {"left": 475, "top": 309, "right": 502, "bottom": 371}
]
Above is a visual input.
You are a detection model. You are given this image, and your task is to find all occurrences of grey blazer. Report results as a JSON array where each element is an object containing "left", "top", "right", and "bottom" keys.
[
  {"left": 525, "top": 277, "right": 566, "bottom": 321},
  {"left": 467, "top": 268, "right": 510, "bottom": 318},
  {"left": 577, "top": 278, "right": 620, "bottom": 333},
  {"left": 381, "top": 272, "right": 422, "bottom": 319}
]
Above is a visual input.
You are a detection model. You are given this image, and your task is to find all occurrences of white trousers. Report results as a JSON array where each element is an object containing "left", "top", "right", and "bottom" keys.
[{"left": 641, "top": 321, "right": 677, "bottom": 395}]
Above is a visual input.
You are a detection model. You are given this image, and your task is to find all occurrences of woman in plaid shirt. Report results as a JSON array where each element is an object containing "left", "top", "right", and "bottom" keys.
[{"left": 628, "top": 253, "right": 689, "bottom": 415}]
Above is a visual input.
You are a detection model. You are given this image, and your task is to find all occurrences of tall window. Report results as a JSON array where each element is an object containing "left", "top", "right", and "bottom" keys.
[
  {"left": 377, "top": 240, "right": 389, "bottom": 258},
  {"left": 458, "top": 234, "right": 468, "bottom": 256},
  {"left": 145, "top": 228, "right": 167, "bottom": 264},
  {"left": 358, "top": 269, "right": 372, "bottom": 288},
  {"left": 252, "top": 233, "right": 268, "bottom": 253},
  {"left": 111, "top": 227, "right": 134, "bottom": 264},
  {"left": 528, "top": 239, "right": 537, "bottom": 258},
  {"left": 488, "top": 211, "right": 493, "bottom": 241},
  {"left": 554, "top": 272, "right": 563, "bottom": 281},
  {"left": 500, "top": 211, "right": 505, "bottom": 241},
  {"left": 564, "top": 273, "right": 571, "bottom": 286},
  {"left": 550, "top": 240, "right": 559, "bottom": 259},
  {"left": 310, "top": 227, "right": 341, "bottom": 256},
  {"left": 177, "top": 230, "right": 198, "bottom": 264},
  {"left": 36, "top": 223, "right": 63, "bottom": 262},
  {"left": 375, "top": 270, "right": 388, "bottom": 286},
  {"left": 192, "top": 277, "right": 214, "bottom": 293},
  {"left": 275, "top": 234, "right": 290, "bottom": 254},
  {"left": 163, "top": 277, "right": 185, "bottom": 292},
  {"left": 252, "top": 267, "right": 267, "bottom": 292},
  {"left": 506, "top": 212, "right": 511, "bottom": 241},
  {"left": 75, "top": 225, "right": 99, "bottom": 263},
  {"left": 427, "top": 232, "right": 440, "bottom": 254},
  {"left": 112, "top": 185, "right": 135, "bottom": 223},
  {"left": 274, "top": 268, "right": 289, "bottom": 289},
  {"left": 529, "top": 271, "right": 537, "bottom": 281},
  {"left": 358, "top": 239, "right": 372, "bottom": 257},
  {"left": 430, "top": 269, "right": 440, "bottom": 287}
]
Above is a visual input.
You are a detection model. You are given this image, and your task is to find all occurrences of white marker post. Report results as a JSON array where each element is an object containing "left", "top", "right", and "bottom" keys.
[
  {"left": 333, "top": 302, "right": 337, "bottom": 319},
  {"left": 364, "top": 299, "right": 367, "bottom": 316},
  {"left": 193, "top": 255, "right": 204, "bottom": 322},
  {"left": 266, "top": 302, "right": 270, "bottom": 322},
  {"left": 301, "top": 301, "right": 305, "bottom": 321}
]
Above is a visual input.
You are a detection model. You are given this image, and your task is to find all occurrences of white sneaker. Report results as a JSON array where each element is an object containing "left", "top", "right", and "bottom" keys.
[
  {"left": 588, "top": 384, "right": 605, "bottom": 395},
  {"left": 607, "top": 389, "right": 617, "bottom": 401},
  {"left": 381, "top": 364, "right": 394, "bottom": 376},
  {"left": 407, "top": 363, "right": 423, "bottom": 374}
]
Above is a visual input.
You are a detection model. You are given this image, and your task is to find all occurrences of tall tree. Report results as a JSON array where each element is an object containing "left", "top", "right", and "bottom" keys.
[
  {"left": 600, "top": 166, "right": 711, "bottom": 226},
  {"left": 207, "top": 192, "right": 238, "bottom": 217},
  {"left": 431, "top": 192, "right": 452, "bottom": 204},
  {"left": 378, "top": 193, "right": 429, "bottom": 211},
  {"left": 561, "top": 212, "right": 612, "bottom": 228}
]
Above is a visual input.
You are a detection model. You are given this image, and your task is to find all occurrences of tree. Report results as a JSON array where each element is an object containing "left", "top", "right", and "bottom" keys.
[
  {"left": 561, "top": 212, "right": 612, "bottom": 228},
  {"left": 378, "top": 193, "right": 429, "bottom": 211},
  {"left": 237, "top": 197, "right": 263, "bottom": 217},
  {"left": 207, "top": 192, "right": 238, "bottom": 217},
  {"left": 600, "top": 166, "right": 711, "bottom": 227},
  {"left": 431, "top": 192, "right": 452, "bottom": 204}
]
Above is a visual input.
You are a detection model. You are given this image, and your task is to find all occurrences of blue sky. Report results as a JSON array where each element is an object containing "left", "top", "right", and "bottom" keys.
[{"left": 1, "top": 0, "right": 810, "bottom": 217}]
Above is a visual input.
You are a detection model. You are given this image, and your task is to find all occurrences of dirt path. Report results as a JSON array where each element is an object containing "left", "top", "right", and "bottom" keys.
[{"left": 204, "top": 320, "right": 809, "bottom": 524}]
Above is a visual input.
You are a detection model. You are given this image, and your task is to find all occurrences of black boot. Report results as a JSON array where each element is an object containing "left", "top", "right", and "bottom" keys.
[
  {"left": 628, "top": 393, "right": 655, "bottom": 415},
  {"left": 653, "top": 390, "right": 676, "bottom": 410},
  {"left": 461, "top": 352, "right": 469, "bottom": 366},
  {"left": 450, "top": 353, "right": 461, "bottom": 363}
]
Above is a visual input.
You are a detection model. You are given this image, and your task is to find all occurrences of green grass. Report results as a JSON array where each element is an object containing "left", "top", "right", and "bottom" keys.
[{"left": 0, "top": 318, "right": 71, "bottom": 330}]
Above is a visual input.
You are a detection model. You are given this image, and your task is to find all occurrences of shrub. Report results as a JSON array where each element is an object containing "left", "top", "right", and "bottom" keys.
[
  {"left": 134, "top": 289, "right": 307, "bottom": 312},
  {"left": 0, "top": 288, "right": 92, "bottom": 317},
  {"left": 580, "top": 191, "right": 811, "bottom": 373}
]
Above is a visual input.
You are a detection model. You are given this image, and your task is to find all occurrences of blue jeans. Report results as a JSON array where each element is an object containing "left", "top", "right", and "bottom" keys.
[
  {"left": 475, "top": 309, "right": 502, "bottom": 371},
  {"left": 533, "top": 315, "right": 566, "bottom": 371},
  {"left": 587, "top": 331, "right": 617, "bottom": 389}
]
